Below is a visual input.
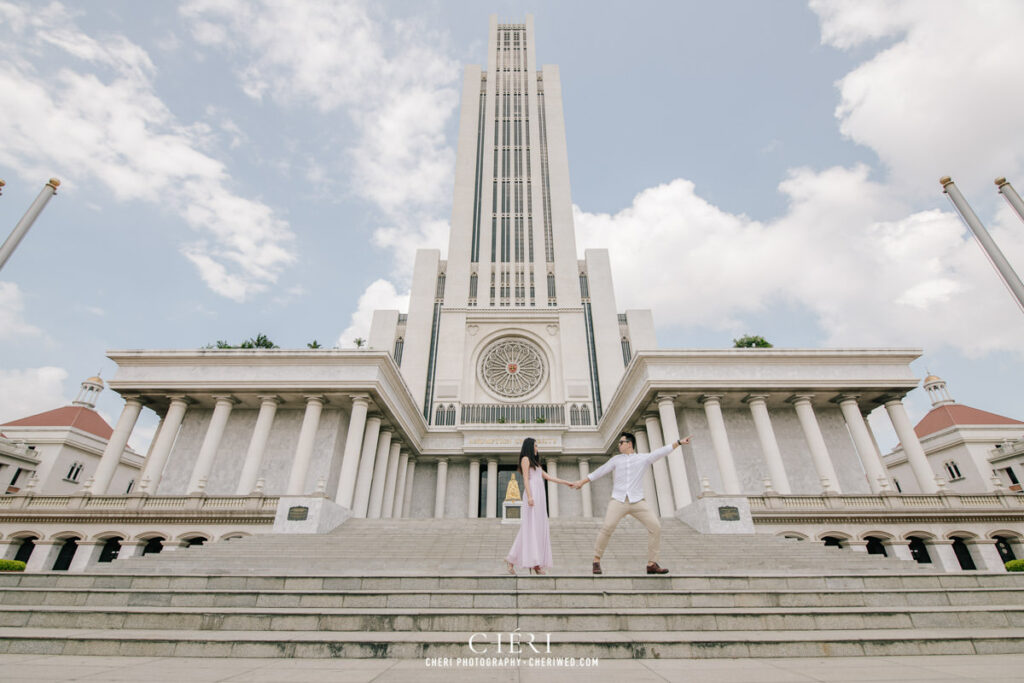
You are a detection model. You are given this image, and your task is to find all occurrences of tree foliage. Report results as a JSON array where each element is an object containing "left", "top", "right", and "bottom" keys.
[
  {"left": 204, "top": 333, "right": 279, "bottom": 349},
  {"left": 733, "top": 334, "right": 773, "bottom": 348}
]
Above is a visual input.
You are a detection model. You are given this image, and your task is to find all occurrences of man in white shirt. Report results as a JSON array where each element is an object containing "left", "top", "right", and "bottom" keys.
[{"left": 571, "top": 431, "right": 690, "bottom": 575}]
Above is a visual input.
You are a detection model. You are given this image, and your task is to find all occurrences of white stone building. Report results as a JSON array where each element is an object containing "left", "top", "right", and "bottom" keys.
[
  {"left": 1, "top": 16, "right": 1022, "bottom": 573},
  {"left": 884, "top": 374, "right": 1024, "bottom": 494}
]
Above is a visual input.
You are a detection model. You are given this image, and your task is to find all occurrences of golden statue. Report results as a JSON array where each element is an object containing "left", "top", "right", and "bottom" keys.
[{"left": 504, "top": 476, "right": 522, "bottom": 501}]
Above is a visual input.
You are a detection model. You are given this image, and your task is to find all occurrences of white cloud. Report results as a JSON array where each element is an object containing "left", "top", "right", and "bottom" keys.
[
  {"left": 811, "top": 0, "right": 1024, "bottom": 198},
  {"left": 0, "top": 281, "right": 46, "bottom": 341},
  {"left": 336, "top": 278, "right": 409, "bottom": 349},
  {"left": 574, "top": 164, "right": 1024, "bottom": 357},
  {"left": 180, "top": 0, "right": 457, "bottom": 324},
  {"left": 0, "top": 366, "right": 68, "bottom": 425},
  {"left": 0, "top": 1, "right": 296, "bottom": 301}
]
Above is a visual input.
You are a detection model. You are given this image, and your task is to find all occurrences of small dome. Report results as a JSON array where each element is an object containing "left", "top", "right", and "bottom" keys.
[{"left": 85, "top": 375, "right": 104, "bottom": 387}]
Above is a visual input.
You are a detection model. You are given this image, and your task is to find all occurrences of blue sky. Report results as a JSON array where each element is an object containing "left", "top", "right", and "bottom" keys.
[{"left": 2, "top": 0, "right": 1024, "bottom": 452}]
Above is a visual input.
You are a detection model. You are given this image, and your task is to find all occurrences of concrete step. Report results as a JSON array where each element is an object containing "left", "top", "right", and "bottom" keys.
[
  {"left": 2, "top": 604, "right": 1022, "bottom": 632},
  {"left": 1, "top": 626, "right": 1022, "bottom": 659}
]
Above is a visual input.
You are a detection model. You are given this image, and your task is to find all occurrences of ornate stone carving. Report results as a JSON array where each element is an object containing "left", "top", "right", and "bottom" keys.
[{"left": 479, "top": 337, "right": 547, "bottom": 400}]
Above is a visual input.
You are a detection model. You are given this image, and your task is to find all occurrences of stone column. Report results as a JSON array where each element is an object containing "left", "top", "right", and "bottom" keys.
[
  {"left": 633, "top": 429, "right": 660, "bottom": 513},
  {"left": 485, "top": 458, "right": 498, "bottom": 518},
  {"left": 884, "top": 539, "right": 914, "bottom": 562},
  {"left": 91, "top": 396, "right": 144, "bottom": 494},
  {"left": 23, "top": 540, "right": 62, "bottom": 572},
  {"left": 141, "top": 396, "right": 190, "bottom": 493},
  {"left": 790, "top": 395, "right": 842, "bottom": 493},
  {"left": 352, "top": 417, "right": 383, "bottom": 517},
  {"left": 837, "top": 395, "right": 889, "bottom": 493},
  {"left": 642, "top": 414, "right": 676, "bottom": 516},
  {"left": 66, "top": 541, "right": 104, "bottom": 572},
  {"left": 187, "top": 395, "right": 237, "bottom": 494},
  {"left": 434, "top": 458, "right": 448, "bottom": 518},
  {"left": 967, "top": 539, "right": 1008, "bottom": 572},
  {"left": 578, "top": 458, "right": 593, "bottom": 517},
  {"left": 929, "top": 540, "right": 963, "bottom": 572},
  {"left": 335, "top": 394, "right": 370, "bottom": 507},
  {"left": 846, "top": 540, "right": 868, "bottom": 553},
  {"left": 884, "top": 398, "right": 938, "bottom": 494},
  {"left": 744, "top": 395, "right": 791, "bottom": 494},
  {"left": 115, "top": 540, "right": 146, "bottom": 561},
  {"left": 236, "top": 396, "right": 280, "bottom": 495},
  {"left": 373, "top": 439, "right": 402, "bottom": 519},
  {"left": 659, "top": 394, "right": 697, "bottom": 505},
  {"left": 468, "top": 458, "right": 480, "bottom": 518},
  {"left": 286, "top": 395, "right": 325, "bottom": 496},
  {"left": 698, "top": 395, "right": 740, "bottom": 496},
  {"left": 390, "top": 451, "right": 409, "bottom": 518},
  {"left": 546, "top": 456, "right": 559, "bottom": 518},
  {"left": 401, "top": 458, "right": 417, "bottom": 517}
]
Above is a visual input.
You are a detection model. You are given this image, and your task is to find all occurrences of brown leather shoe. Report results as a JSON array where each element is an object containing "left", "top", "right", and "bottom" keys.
[
  {"left": 592, "top": 561, "right": 602, "bottom": 575},
  {"left": 646, "top": 562, "right": 669, "bottom": 574}
]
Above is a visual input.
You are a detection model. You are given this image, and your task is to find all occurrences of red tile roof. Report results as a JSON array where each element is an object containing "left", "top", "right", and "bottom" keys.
[
  {"left": 914, "top": 404, "right": 1024, "bottom": 438},
  {"left": 1, "top": 406, "right": 114, "bottom": 440}
]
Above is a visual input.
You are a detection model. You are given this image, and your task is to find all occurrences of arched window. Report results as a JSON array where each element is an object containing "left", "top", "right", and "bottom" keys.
[
  {"left": 184, "top": 536, "right": 206, "bottom": 547},
  {"left": 446, "top": 404, "right": 456, "bottom": 426},
  {"left": 570, "top": 405, "right": 580, "bottom": 426},
  {"left": 13, "top": 537, "right": 36, "bottom": 564},
  {"left": 435, "top": 405, "right": 445, "bottom": 425},
  {"left": 580, "top": 405, "right": 591, "bottom": 426},
  {"left": 822, "top": 536, "right": 844, "bottom": 548}
]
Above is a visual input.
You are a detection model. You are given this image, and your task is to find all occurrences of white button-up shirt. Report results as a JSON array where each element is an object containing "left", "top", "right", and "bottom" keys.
[{"left": 587, "top": 444, "right": 673, "bottom": 503}]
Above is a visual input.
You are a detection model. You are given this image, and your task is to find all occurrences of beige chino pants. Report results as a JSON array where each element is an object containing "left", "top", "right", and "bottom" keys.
[{"left": 594, "top": 498, "right": 661, "bottom": 563}]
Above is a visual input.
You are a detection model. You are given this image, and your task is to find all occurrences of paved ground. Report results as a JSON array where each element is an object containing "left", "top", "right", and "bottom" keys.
[{"left": 1, "top": 653, "right": 1022, "bottom": 682}]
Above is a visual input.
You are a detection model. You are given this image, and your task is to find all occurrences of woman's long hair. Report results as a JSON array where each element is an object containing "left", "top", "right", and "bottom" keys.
[{"left": 520, "top": 437, "right": 541, "bottom": 471}]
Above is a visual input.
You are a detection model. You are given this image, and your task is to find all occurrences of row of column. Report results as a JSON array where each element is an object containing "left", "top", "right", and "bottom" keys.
[{"left": 88, "top": 393, "right": 421, "bottom": 517}]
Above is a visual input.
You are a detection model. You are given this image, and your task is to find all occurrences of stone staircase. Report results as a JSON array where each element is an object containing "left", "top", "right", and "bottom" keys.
[
  {"left": 0, "top": 519, "right": 1021, "bottom": 659},
  {"left": 94, "top": 517, "right": 939, "bottom": 576}
]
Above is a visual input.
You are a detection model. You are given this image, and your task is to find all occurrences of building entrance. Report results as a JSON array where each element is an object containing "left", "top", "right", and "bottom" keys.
[{"left": 480, "top": 464, "right": 549, "bottom": 518}]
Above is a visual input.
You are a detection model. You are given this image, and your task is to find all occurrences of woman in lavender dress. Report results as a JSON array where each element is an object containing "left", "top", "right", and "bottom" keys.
[{"left": 505, "top": 437, "right": 572, "bottom": 575}]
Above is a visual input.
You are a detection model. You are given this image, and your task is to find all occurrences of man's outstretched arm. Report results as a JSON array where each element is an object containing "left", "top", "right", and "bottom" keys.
[{"left": 572, "top": 456, "right": 616, "bottom": 488}]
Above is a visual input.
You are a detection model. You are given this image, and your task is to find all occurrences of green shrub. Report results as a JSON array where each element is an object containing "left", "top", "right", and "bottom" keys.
[
  {"left": 1006, "top": 559, "right": 1024, "bottom": 572},
  {"left": 0, "top": 560, "right": 26, "bottom": 572}
]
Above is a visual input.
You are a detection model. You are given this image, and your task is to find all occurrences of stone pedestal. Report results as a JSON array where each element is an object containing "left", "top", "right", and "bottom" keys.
[
  {"left": 273, "top": 496, "right": 351, "bottom": 534},
  {"left": 502, "top": 500, "right": 522, "bottom": 525},
  {"left": 675, "top": 496, "right": 754, "bottom": 534}
]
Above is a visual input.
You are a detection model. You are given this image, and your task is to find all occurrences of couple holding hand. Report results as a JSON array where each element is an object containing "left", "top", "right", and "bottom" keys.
[{"left": 504, "top": 432, "right": 691, "bottom": 575}]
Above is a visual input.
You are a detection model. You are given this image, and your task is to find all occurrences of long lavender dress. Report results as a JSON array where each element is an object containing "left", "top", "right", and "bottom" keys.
[{"left": 505, "top": 466, "right": 553, "bottom": 569}]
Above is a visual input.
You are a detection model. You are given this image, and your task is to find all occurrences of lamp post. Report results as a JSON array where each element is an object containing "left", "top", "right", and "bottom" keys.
[
  {"left": 0, "top": 178, "right": 60, "bottom": 273},
  {"left": 941, "top": 176, "right": 1024, "bottom": 313}
]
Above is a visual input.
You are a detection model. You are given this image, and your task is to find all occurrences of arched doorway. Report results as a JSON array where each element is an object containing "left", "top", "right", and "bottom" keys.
[
  {"left": 995, "top": 536, "right": 1018, "bottom": 564},
  {"left": 951, "top": 537, "right": 977, "bottom": 570},
  {"left": 865, "top": 537, "right": 887, "bottom": 557},
  {"left": 907, "top": 537, "right": 932, "bottom": 564},
  {"left": 141, "top": 537, "right": 164, "bottom": 556},
  {"left": 51, "top": 538, "right": 79, "bottom": 571},
  {"left": 13, "top": 537, "right": 36, "bottom": 564},
  {"left": 97, "top": 538, "right": 123, "bottom": 563},
  {"left": 822, "top": 536, "right": 844, "bottom": 548}
]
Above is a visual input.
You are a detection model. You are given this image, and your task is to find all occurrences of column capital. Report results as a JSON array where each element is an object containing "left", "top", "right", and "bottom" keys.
[
  {"left": 486, "top": 457, "right": 498, "bottom": 465},
  {"left": 211, "top": 394, "right": 239, "bottom": 405},
  {"left": 256, "top": 394, "right": 282, "bottom": 405},
  {"left": 877, "top": 393, "right": 908, "bottom": 406},
  {"left": 303, "top": 394, "right": 327, "bottom": 405},
  {"left": 546, "top": 455, "right": 559, "bottom": 464},
  {"left": 832, "top": 393, "right": 862, "bottom": 405},
  {"left": 698, "top": 394, "right": 724, "bottom": 405},
  {"left": 436, "top": 457, "right": 449, "bottom": 465},
  {"left": 786, "top": 393, "right": 815, "bottom": 405},
  {"left": 632, "top": 425, "right": 647, "bottom": 435},
  {"left": 365, "top": 412, "right": 383, "bottom": 423},
  {"left": 642, "top": 412, "right": 660, "bottom": 422},
  {"left": 655, "top": 393, "right": 679, "bottom": 404},
  {"left": 577, "top": 457, "right": 590, "bottom": 465},
  {"left": 165, "top": 394, "right": 195, "bottom": 405},
  {"left": 121, "top": 394, "right": 149, "bottom": 406},
  {"left": 378, "top": 427, "right": 394, "bottom": 436},
  {"left": 349, "top": 393, "right": 372, "bottom": 406},
  {"left": 742, "top": 394, "right": 769, "bottom": 404}
]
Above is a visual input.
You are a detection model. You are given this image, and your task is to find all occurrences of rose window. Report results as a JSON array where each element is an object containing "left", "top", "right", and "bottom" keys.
[{"left": 479, "top": 337, "right": 547, "bottom": 400}]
